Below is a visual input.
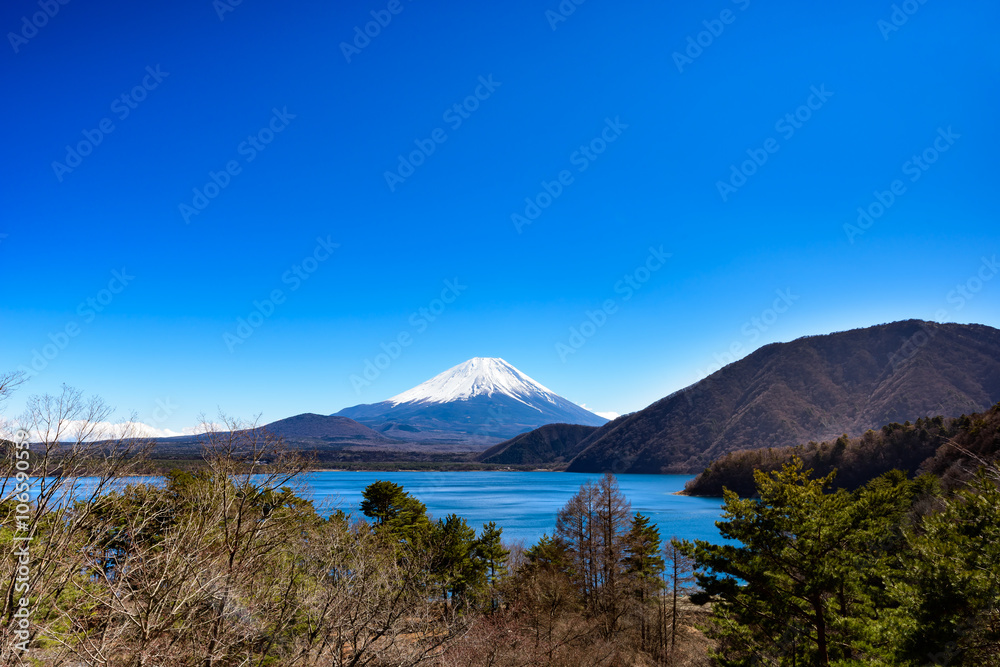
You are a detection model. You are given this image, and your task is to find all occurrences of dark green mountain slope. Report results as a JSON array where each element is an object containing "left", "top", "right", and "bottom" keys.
[{"left": 476, "top": 423, "right": 598, "bottom": 465}]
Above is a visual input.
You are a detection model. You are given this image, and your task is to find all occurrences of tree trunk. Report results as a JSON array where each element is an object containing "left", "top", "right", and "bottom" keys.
[{"left": 812, "top": 595, "right": 830, "bottom": 666}]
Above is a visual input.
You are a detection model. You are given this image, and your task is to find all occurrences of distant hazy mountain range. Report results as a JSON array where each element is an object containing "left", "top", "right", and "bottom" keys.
[
  {"left": 262, "top": 413, "right": 389, "bottom": 443},
  {"left": 334, "top": 357, "right": 608, "bottom": 445},
  {"left": 146, "top": 413, "right": 403, "bottom": 460},
  {"left": 564, "top": 320, "right": 1000, "bottom": 474}
]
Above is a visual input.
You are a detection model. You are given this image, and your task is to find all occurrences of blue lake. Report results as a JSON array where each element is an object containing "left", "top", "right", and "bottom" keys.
[
  {"left": 28, "top": 471, "right": 728, "bottom": 548},
  {"left": 299, "top": 471, "right": 727, "bottom": 547}
]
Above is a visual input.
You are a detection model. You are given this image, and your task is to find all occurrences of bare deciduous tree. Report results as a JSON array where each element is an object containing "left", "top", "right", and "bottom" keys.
[
  {"left": 1, "top": 384, "right": 152, "bottom": 665},
  {"left": 659, "top": 538, "right": 698, "bottom": 665}
]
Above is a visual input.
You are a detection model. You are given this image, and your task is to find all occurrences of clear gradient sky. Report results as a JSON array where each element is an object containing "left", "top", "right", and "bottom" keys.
[{"left": 1, "top": 0, "right": 997, "bottom": 434}]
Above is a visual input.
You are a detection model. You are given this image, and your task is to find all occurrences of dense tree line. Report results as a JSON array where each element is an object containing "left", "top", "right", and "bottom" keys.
[
  {"left": 685, "top": 403, "right": 1000, "bottom": 497},
  {"left": 679, "top": 460, "right": 1000, "bottom": 665}
]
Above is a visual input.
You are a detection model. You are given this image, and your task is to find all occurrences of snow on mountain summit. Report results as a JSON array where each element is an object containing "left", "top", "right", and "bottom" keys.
[
  {"left": 388, "top": 357, "right": 560, "bottom": 409},
  {"left": 335, "top": 357, "right": 609, "bottom": 443}
]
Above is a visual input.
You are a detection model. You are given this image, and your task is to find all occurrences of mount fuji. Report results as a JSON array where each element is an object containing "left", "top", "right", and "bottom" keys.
[{"left": 334, "top": 357, "right": 608, "bottom": 445}]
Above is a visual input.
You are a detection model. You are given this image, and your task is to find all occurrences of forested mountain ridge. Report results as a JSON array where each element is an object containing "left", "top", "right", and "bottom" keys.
[
  {"left": 684, "top": 402, "right": 1000, "bottom": 496},
  {"left": 567, "top": 320, "right": 1000, "bottom": 474}
]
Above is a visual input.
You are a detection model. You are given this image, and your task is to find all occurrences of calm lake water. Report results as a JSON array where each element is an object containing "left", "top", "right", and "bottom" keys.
[
  {"left": 28, "top": 471, "right": 728, "bottom": 548},
  {"left": 300, "top": 471, "right": 727, "bottom": 547}
]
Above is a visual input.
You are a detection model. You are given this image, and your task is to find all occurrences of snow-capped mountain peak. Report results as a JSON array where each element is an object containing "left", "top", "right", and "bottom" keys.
[
  {"left": 388, "top": 357, "right": 559, "bottom": 409},
  {"left": 334, "top": 357, "right": 608, "bottom": 444}
]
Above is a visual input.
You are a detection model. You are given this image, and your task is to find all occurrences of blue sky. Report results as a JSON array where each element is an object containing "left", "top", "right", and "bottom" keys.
[{"left": 1, "top": 0, "right": 997, "bottom": 433}]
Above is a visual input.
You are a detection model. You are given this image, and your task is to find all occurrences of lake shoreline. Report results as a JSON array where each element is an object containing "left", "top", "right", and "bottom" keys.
[{"left": 28, "top": 470, "right": 727, "bottom": 546}]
